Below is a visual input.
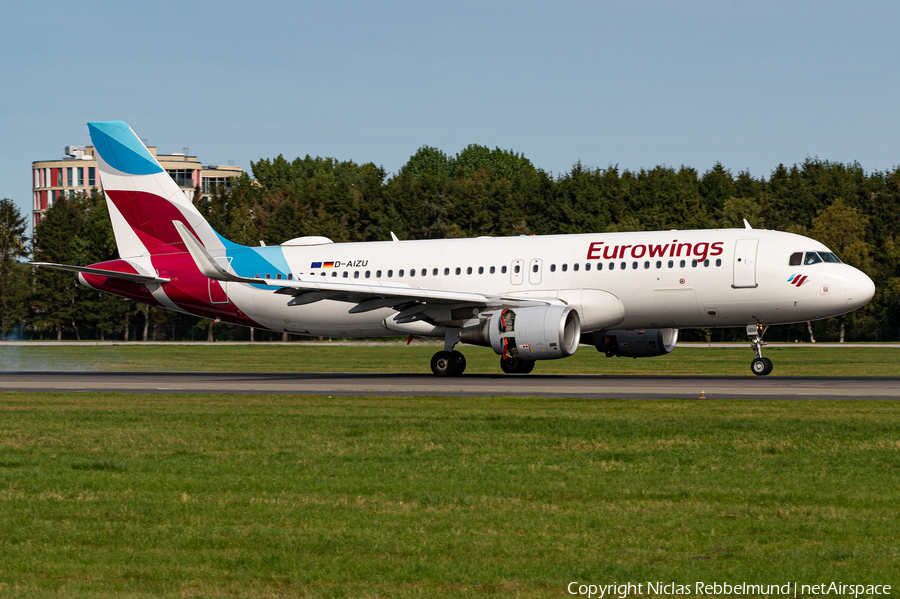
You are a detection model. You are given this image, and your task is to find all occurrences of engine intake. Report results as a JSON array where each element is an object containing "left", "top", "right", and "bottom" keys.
[
  {"left": 593, "top": 328, "right": 678, "bottom": 358},
  {"left": 460, "top": 305, "right": 581, "bottom": 360}
]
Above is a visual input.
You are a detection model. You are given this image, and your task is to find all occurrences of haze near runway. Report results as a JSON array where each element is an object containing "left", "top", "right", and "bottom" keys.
[{"left": 2, "top": 371, "right": 898, "bottom": 400}]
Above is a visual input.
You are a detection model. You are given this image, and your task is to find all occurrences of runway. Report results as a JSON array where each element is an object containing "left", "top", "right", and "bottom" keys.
[{"left": 1, "top": 371, "right": 898, "bottom": 399}]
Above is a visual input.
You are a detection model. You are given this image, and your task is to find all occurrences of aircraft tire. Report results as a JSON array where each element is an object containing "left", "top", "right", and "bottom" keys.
[
  {"left": 500, "top": 357, "right": 534, "bottom": 374},
  {"left": 431, "top": 351, "right": 454, "bottom": 376},
  {"left": 751, "top": 357, "right": 773, "bottom": 376},
  {"left": 432, "top": 350, "right": 466, "bottom": 376},
  {"left": 450, "top": 351, "right": 467, "bottom": 376}
]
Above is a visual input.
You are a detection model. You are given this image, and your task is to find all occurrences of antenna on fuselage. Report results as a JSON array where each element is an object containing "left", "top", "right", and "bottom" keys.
[{"left": 743, "top": 219, "right": 752, "bottom": 230}]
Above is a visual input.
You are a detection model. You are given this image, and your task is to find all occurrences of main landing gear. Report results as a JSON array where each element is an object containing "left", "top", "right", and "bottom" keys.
[
  {"left": 431, "top": 327, "right": 467, "bottom": 377},
  {"left": 431, "top": 350, "right": 466, "bottom": 376},
  {"left": 747, "top": 323, "right": 773, "bottom": 376},
  {"left": 500, "top": 357, "right": 535, "bottom": 374}
]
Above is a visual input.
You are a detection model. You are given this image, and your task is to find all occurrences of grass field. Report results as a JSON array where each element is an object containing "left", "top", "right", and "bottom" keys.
[
  {"left": 2, "top": 343, "right": 900, "bottom": 376},
  {"left": 0, "top": 393, "right": 898, "bottom": 597}
]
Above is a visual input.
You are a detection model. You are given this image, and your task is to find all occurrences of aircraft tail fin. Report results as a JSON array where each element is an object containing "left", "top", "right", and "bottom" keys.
[{"left": 87, "top": 121, "right": 234, "bottom": 259}]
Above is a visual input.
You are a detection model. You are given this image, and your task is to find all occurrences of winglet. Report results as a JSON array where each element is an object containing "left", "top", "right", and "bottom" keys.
[
  {"left": 743, "top": 218, "right": 752, "bottom": 230},
  {"left": 173, "top": 221, "right": 244, "bottom": 282}
]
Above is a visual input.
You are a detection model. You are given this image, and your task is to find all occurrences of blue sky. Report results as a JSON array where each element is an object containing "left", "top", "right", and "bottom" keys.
[{"left": 2, "top": 0, "right": 899, "bottom": 235}]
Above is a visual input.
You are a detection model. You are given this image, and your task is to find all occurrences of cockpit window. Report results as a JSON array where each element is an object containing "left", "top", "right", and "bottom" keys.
[
  {"left": 819, "top": 252, "right": 841, "bottom": 263},
  {"left": 804, "top": 252, "right": 823, "bottom": 265},
  {"left": 789, "top": 252, "right": 802, "bottom": 266}
]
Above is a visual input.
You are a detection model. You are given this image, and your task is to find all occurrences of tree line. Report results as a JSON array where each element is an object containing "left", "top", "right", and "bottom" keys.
[{"left": 2, "top": 145, "right": 899, "bottom": 342}]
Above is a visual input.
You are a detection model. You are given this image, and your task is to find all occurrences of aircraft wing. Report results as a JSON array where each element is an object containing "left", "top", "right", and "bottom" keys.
[{"left": 174, "top": 221, "right": 556, "bottom": 324}]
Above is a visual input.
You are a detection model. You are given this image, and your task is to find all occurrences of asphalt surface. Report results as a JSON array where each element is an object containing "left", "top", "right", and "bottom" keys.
[{"left": 1, "top": 371, "right": 898, "bottom": 399}]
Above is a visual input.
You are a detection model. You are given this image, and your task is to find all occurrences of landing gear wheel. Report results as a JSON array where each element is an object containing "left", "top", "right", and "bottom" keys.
[
  {"left": 751, "top": 357, "right": 773, "bottom": 376},
  {"left": 431, "top": 351, "right": 466, "bottom": 376},
  {"left": 500, "top": 357, "right": 535, "bottom": 374},
  {"left": 450, "top": 351, "right": 466, "bottom": 376}
]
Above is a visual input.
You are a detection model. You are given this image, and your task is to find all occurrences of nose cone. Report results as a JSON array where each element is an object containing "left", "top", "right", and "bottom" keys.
[{"left": 846, "top": 268, "right": 875, "bottom": 311}]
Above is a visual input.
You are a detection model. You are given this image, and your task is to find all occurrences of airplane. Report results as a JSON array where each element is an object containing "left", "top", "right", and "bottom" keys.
[{"left": 33, "top": 121, "right": 876, "bottom": 377}]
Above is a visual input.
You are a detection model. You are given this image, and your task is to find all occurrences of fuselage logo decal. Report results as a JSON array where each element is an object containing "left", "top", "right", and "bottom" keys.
[
  {"left": 586, "top": 240, "right": 724, "bottom": 261},
  {"left": 787, "top": 274, "right": 808, "bottom": 287}
]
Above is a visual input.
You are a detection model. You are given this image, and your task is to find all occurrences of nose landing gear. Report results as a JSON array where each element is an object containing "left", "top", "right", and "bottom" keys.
[{"left": 747, "top": 323, "right": 773, "bottom": 376}]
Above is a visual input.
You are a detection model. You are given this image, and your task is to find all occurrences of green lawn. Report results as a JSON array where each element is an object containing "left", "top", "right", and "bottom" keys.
[
  {"left": 0, "top": 394, "right": 898, "bottom": 597},
  {"left": 2, "top": 343, "right": 899, "bottom": 376}
]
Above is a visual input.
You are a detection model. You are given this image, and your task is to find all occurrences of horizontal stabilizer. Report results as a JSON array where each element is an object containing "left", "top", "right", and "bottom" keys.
[{"left": 30, "top": 262, "right": 170, "bottom": 284}]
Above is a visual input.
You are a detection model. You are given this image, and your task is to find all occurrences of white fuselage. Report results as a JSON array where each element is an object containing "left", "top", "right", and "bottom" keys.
[{"left": 223, "top": 228, "right": 872, "bottom": 337}]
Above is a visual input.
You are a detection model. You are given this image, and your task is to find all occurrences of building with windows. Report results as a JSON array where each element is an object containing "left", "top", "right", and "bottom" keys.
[{"left": 32, "top": 145, "right": 242, "bottom": 228}]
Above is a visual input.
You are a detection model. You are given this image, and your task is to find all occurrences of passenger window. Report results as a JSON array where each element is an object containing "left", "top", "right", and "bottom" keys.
[
  {"left": 456, "top": 267, "right": 461, "bottom": 275},
  {"left": 585, "top": 263, "right": 591, "bottom": 271},
  {"left": 479, "top": 266, "right": 484, "bottom": 274},
  {"left": 276, "top": 273, "right": 282, "bottom": 280},
  {"left": 514, "top": 264, "right": 521, "bottom": 273},
  {"left": 644, "top": 261, "right": 650, "bottom": 269},
  {"left": 679, "top": 260, "right": 686, "bottom": 267},
  {"left": 804, "top": 252, "right": 823, "bottom": 265},
  {"left": 501, "top": 265, "right": 507, "bottom": 274},
  {"left": 433, "top": 268, "right": 438, "bottom": 276},
  {"left": 573, "top": 263, "right": 579, "bottom": 272},
  {"left": 691, "top": 259, "right": 698, "bottom": 267},
  {"left": 789, "top": 252, "right": 803, "bottom": 266},
  {"left": 376, "top": 270, "right": 382, "bottom": 277},
  {"left": 562, "top": 264, "right": 568, "bottom": 272},
  {"left": 715, "top": 259, "right": 721, "bottom": 267},
  {"left": 532, "top": 264, "right": 538, "bottom": 273},
  {"left": 387, "top": 270, "right": 393, "bottom": 277},
  {"left": 409, "top": 269, "right": 415, "bottom": 277},
  {"left": 265, "top": 274, "right": 271, "bottom": 279},
  {"left": 421, "top": 268, "right": 427, "bottom": 276},
  {"left": 399, "top": 269, "right": 405, "bottom": 277},
  {"left": 703, "top": 259, "right": 709, "bottom": 267},
  {"left": 631, "top": 262, "right": 637, "bottom": 269},
  {"left": 620, "top": 262, "right": 627, "bottom": 270},
  {"left": 343, "top": 271, "right": 349, "bottom": 278},
  {"left": 656, "top": 261, "right": 662, "bottom": 269},
  {"left": 354, "top": 271, "right": 359, "bottom": 278},
  {"left": 287, "top": 273, "right": 294, "bottom": 280},
  {"left": 597, "top": 263, "right": 603, "bottom": 271},
  {"left": 490, "top": 266, "right": 496, "bottom": 274},
  {"left": 550, "top": 264, "right": 556, "bottom": 272},
  {"left": 609, "top": 262, "right": 615, "bottom": 270},
  {"left": 668, "top": 260, "right": 673, "bottom": 268},
  {"left": 331, "top": 272, "right": 337, "bottom": 277},
  {"left": 444, "top": 268, "right": 450, "bottom": 275},
  {"left": 254, "top": 274, "right": 260, "bottom": 278},
  {"left": 467, "top": 267, "right": 472, "bottom": 275}
]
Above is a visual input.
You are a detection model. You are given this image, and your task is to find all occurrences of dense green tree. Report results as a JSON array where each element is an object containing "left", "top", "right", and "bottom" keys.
[
  {"left": 0, "top": 199, "right": 29, "bottom": 338},
  {"left": 31, "top": 194, "right": 90, "bottom": 339}
]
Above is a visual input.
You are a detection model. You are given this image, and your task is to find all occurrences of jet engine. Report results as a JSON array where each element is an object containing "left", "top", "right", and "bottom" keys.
[
  {"left": 593, "top": 328, "right": 678, "bottom": 358},
  {"left": 460, "top": 305, "right": 581, "bottom": 360}
]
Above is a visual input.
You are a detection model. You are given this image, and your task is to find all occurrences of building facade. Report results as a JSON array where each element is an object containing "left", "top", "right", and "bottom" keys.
[{"left": 32, "top": 145, "right": 242, "bottom": 228}]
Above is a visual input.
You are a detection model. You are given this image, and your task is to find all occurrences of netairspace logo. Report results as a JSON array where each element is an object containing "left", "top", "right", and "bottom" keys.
[{"left": 567, "top": 581, "right": 892, "bottom": 598}]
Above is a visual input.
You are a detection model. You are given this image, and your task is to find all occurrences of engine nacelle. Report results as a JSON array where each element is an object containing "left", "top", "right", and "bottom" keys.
[
  {"left": 593, "top": 328, "right": 678, "bottom": 358},
  {"left": 460, "top": 305, "right": 581, "bottom": 360}
]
